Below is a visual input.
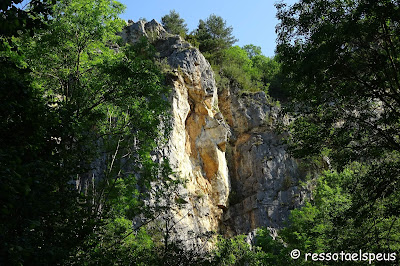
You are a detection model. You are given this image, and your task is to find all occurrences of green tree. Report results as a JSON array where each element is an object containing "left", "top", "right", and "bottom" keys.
[
  {"left": 276, "top": 0, "right": 400, "bottom": 254},
  {"left": 280, "top": 170, "right": 354, "bottom": 256},
  {"left": 161, "top": 9, "right": 188, "bottom": 37},
  {"left": 210, "top": 235, "right": 269, "bottom": 265},
  {"left": 194, "top": 14, "right": 238, "bottom": 58},
  {"left": 212, "top": 44, "right": 282, "bottom": 96},
  {"left": 0, "top": 0, "right": 54, "bottom": 38},
  {"left": 28, "top": 0, "right": 174, "bottom": 261},
  {"left": 250, "top": 55, "right": 284, "bottom": 100},
  {"left": 243, "top": 44, "right": 262, "bottom": 59},
  {"left": 280, "top": 166, "right": 400, "bottom": 264},
  {"left": 216, "top": 45, "right": 263, "bottom": 92},
  {"left": 0, "top": 54, "right": 77, "bottom": 265},
  {"left": 1, "top": 0, "right": 173, "bottom": 264},
  {"left": 0, "top": 1, "right": 74, "bottom": 264}
]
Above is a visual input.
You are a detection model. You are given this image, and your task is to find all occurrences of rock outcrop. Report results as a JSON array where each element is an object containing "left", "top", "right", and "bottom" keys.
[
  {"left": 120, "top": 20, "right": 308, "bottom": 248},
  {"left": 121, "top": 20, "right": 231, "bottom": 249},
  {"left": 218, "top": 86, "right": 307, "bottom": 236}
]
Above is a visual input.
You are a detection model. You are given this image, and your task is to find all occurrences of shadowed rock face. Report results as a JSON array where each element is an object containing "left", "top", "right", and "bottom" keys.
[
  {"left": 120, "top": 19, "right": 308, "bottom": 248},
  {"left": 217, "top": 86, "right": 309, "bottom": 235}
]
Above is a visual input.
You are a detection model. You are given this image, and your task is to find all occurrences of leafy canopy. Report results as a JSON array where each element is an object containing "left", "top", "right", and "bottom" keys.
[
  {"left": 161, "top": 9, "right": 188, "bottom": 37},
  {"left": 194, "top": 14, "right": 238, "bottom": 57},
  {"left": 276, "top": 0, "right": 400, "bottom": 254},
  {"left": 1, "top": 0, "right": 174, "bottom": 264}
]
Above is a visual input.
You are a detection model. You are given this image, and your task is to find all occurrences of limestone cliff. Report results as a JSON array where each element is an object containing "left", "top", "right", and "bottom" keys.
[
  {"left": 120, "top": 20, "right": 307, "bottom": 246},
  {"left": 218, "top": 86, "right": 308, "bottom": 236}
]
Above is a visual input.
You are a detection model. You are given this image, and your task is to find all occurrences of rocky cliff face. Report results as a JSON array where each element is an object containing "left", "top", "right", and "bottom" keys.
[
  {"left": 218, "top": 87, "right": 308, "bottom": 236},
  {"left": 120, "top": 20, "right": 307, "bottom": 247}
]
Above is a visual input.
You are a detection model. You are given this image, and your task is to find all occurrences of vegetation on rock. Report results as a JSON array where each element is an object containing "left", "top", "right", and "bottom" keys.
[
  {"left": 2, "top": 0, "right": 400, "bottom": 265},
  {"left": 161, "top": 10, "right": 188, "bottom": 37}
]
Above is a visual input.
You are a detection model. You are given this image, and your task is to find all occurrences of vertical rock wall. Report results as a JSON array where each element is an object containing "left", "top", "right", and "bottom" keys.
[
  {"left": 218, "top": 86, "right": 307, "bottom": 236},
  {"left": 121, "top": 20, "right": 231, "bottom": 248},
  {"left": 120, "top": 20, "right": 307, "bottom": 247}
]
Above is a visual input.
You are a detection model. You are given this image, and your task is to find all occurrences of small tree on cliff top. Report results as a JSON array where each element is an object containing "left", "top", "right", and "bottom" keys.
[
  {"left": 194, "top": 14, "right": 238, "bottom": 58},
  {"left": 161, "top": 9, "right": 188, "bottom": 37}
]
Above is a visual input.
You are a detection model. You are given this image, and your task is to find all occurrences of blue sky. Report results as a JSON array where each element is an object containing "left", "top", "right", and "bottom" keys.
[{"left": 118, "top": 0, "right": 298, "bottom": 57}]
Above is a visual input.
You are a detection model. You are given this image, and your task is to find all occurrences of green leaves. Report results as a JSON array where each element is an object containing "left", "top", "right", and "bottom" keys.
[
  {"left": 161, "top": 10, "right": 188, "bottom": 37},
  {"left": 207, "top": 44, "right": 281, "bottom": 96},
  {"left": 217, "top": 45, "right": 263, "bottom": 92},
  {"left": 193, "top": 14, "right": 238, "bottom": 56},
  {"left": 1, "top": 0, "right": 175, "bottom": 264},
  {"left": 280, "top": 170, "right": 352, "bottom": 255},
  {"left": 277, "top": 0, "right": 400, "bottom": 171},
  {"left": 276, "top": 0, "right": 400, "bottom": 256},
  {"left": 212, "top": 235, "right": 267, "bottom": 265}
]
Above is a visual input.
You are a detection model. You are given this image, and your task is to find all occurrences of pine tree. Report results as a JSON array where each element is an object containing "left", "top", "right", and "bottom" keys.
[{"left": 161, "top": 10, "right": 188, "bottom": 37}]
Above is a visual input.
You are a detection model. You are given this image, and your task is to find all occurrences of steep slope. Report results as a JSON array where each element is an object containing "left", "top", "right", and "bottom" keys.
[
  {"left": 120, "top": 20, "right": 308, "bottom": 247},
  {"left": 218, "top": 86, "right": 308, "bottom": 236}
]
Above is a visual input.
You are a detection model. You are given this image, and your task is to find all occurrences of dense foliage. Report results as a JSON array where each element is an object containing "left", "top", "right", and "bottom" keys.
[
  {"left": 276, "top": 0, "right": 400, "bottom": 263},
  {"left": 1, "top": 0, "right": 175, "bottom": 264},
  {"left": 4, "top": 0, "right": 400, "bottom": 264},
  {"left": 1, "top": 1, "right": 285, "bottom": 264},
  {"left": 0, "top": 0, "right": 54, "bottom": 37},
  {"left": 161, "top": 10, "right": 188, "bottom": 37},
  {"left": 180, "top": 13, "right": 283, "bottom": 96},
  {"left": 0, "top": 2, "right": 285, "bottom": 263},
  {"left": 193, "top": 14, "right": 238, "bottom": 58}
]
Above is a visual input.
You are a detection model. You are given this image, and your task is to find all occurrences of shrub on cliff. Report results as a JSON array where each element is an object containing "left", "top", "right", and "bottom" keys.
[{"left": 161, "top": 9, "right": 188, "bottom": 37}]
